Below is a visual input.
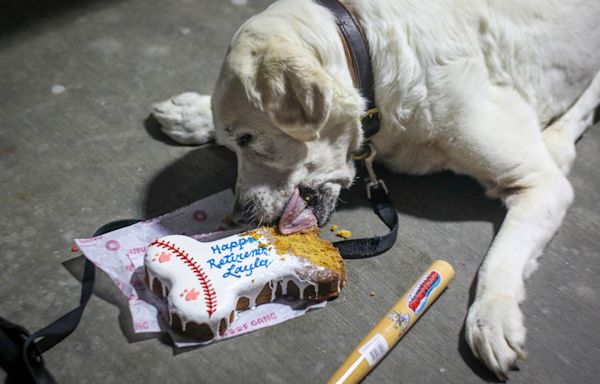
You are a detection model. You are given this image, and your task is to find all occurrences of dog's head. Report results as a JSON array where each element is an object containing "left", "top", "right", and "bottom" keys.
[{"left": 212, "top": 7, "right": 364, "bottom": 231}]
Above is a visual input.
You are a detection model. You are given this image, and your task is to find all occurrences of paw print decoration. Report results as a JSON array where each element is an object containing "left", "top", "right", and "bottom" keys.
[
  {"left": 152, "top": 251, "right": 172, "bottom": 263},
  {"left": 180, "top": 288, "right": 200, "bottom": 301}
]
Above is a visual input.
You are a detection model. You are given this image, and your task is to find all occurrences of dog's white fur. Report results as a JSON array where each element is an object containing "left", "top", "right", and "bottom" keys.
[{"left": 153, "top": 0, "right": 600, "bottom": 379}]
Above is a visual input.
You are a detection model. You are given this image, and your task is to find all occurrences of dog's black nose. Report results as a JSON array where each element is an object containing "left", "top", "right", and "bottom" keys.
[
  {"left": 297, "top": 184, "right": 337, "bottom": 227},
  {"left": 298, "top": 185, "right": 318, "bottom": 204}
]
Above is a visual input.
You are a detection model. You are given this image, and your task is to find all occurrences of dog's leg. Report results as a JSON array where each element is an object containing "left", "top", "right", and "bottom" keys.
[
  {"left": 542, "top": 70, "right": 600, "bottom": 174},
  {"left": 152, "top": 92, "right": 215, "bottom": 144},
  {"left": 449, "top": 85, "right": 575, "bottom": 380},
  {"left": 466, "top": 169, "right": 573, "bottom": 379}
]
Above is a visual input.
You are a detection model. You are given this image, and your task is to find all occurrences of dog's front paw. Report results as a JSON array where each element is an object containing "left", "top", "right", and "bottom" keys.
[
  {"left": 466, "top": 294, "right": 527, "bottom": 381},
  {"left": 152, "top": 92, "right": 214, "bottom": 145}
]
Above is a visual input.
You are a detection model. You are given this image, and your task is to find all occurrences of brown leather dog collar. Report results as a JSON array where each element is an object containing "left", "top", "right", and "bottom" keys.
[{"left": 316, "top": 0, "right": 380, "bottom": 139}]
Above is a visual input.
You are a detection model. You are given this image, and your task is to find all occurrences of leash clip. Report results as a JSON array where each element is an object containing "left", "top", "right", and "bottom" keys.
[{"left": 360, "top": 143, "right": 388, "bottom": 199}]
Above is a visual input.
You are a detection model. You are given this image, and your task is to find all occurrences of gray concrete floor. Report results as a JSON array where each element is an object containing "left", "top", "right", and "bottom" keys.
[{"left": 1, "top": 0, "right": 599, "bottom": 383}]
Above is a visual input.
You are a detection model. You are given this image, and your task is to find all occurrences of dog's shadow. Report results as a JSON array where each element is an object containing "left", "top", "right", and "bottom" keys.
[
  {"left": 141, "top": 138, "right": 237, "bottom": 218},
  {"left": 339, "top": 163, "right": 504, "bottom": 228},
  {"left": 141, "top": 139, "right": 505, "bottom": 380},
  {"left": 142, "top": 139, "right": 505, "bottom": 227}
]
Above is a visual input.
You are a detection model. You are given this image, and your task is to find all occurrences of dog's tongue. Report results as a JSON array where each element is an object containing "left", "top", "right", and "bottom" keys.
[{"left": 278, "top": 188, "right": 318, "bottom": 234}]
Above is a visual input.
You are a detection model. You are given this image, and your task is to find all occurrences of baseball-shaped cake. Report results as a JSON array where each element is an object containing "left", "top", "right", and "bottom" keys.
[{"left": 144, "top": 227, "right": 345, "bottom": 341}]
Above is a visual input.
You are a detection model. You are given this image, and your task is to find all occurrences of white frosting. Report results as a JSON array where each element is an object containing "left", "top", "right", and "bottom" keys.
[{"left": 144, "top": 229, "right": 329, "bottom": 337}]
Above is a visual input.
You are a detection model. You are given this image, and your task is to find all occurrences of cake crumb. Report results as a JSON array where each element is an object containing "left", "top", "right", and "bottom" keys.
[
  {"left": 369, "top": 290, "right": 377, "bottom": 297},
  {"left": 330, "top": 224, "right": 338, "bottom": 232},
  {"left": 335, "top": 229, "right": 352, "bottom": 239}
]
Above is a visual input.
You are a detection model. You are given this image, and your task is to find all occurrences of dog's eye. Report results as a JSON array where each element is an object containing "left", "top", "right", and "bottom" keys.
[{"left": 236, "top": 134, "right": 253, "bottom": 147}]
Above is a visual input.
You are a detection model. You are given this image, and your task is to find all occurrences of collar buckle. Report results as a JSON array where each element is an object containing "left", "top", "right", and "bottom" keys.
[
  {"left": 360, "top": 107, "right": 381, "bottom": 139},
  {"left": 362, "top": 107, "right": 379, "bottom": 120}
]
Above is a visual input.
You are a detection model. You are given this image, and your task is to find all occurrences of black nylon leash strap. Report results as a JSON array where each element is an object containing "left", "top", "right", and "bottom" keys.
[
  {"left": 333, "top": 187, "right": 398, "bottom": 258},
  {"left": 0, "top": 219, "right": 139, "bottom": 384},
  {"left": 333, "top": 161, "right": 399, "bottom": 259}
]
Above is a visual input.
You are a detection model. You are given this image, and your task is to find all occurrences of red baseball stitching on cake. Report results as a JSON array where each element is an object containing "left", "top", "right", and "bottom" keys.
[{"left": 150, "top": 239, "right": 218, "bottom": 317}]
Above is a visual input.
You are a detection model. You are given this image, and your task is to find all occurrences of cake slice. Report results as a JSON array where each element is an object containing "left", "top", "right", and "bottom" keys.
[{"left": 144, "top": 227, "right": 345, "bottom": 341}]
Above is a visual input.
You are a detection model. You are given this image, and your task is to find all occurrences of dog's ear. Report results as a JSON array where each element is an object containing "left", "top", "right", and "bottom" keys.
[{"left": 232, "top": 40, "right": 333, "bottom": 141}]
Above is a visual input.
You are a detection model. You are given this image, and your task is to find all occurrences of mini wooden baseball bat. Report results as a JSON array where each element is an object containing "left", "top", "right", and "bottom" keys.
[{"left": 328, "top": 260, "right": 455, "bottom": 384}]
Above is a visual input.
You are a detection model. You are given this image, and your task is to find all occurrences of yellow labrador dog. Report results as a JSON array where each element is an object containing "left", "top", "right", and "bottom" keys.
[{"left": 152, "top": 0, "right": 600, "bottom": 379}]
